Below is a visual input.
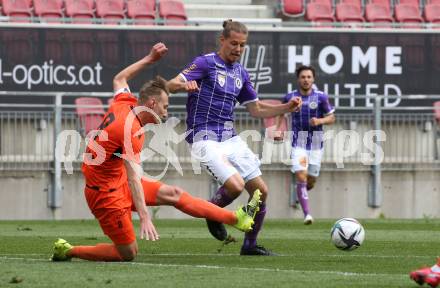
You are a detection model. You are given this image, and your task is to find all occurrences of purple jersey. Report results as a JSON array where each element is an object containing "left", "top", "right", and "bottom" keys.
[
  {"left": 283, "top": 89, "right": 334, "bottom": 150},
  {"left": 180, "top": 53, "right": 258, "bottom": 143}
]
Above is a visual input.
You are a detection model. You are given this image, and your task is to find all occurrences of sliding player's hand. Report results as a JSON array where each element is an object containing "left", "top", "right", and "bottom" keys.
[
  {"left": 139, "top": 212, "right": 160, "bottom": 241},
  {"left": 287, "top": 97, "right": 302, "bottom": 112},
  {"left": 146, "top": 42, "right": 168, "bottom": 63},
  {"left": 185, "top": 80, "right": 199, "bottom": 92}
]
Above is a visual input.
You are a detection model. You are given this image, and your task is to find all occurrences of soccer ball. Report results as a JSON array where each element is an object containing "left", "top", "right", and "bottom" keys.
[{"left": 330, "top": 218, "right": 365, "bottom": 251}]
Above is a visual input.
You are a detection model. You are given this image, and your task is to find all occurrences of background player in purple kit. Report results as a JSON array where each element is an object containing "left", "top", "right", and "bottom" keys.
[
  {"left": 276, "top": 65, "right": 335, "bottom": 225},
  {"left": 167, "top": 20, "right": 302, "bottom": 255}
]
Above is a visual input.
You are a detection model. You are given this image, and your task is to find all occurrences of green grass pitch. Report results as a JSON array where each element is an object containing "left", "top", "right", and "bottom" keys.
[{"left": 1, "top": 219, "right": 439, "bottom": 287}]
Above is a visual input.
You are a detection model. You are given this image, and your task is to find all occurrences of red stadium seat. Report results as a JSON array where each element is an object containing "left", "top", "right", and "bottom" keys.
[
  {"left": 75, "top": 97, "right": 105, "bottom": 137},
  {"left": 370, "top": 0, "right": 392, "bottom": 13},
  {"left": 95, "top": 0, "right": 125, "bottom": 24},
  {"left": 2, "top": 0, "right": 32, "bottom": 22},
  {"left": 33, "top": 0, "right": 63, "bottom": 23},
  {"left": 336, "top": 3, "right": 364, "bottom": 23},
  {"left": 399, "top": 0, "right": 419, "bottom": 6},
  {"left": 159, "top": 0, "right": 187, "bottom": 25},
  {"left": 280, "top": 0, "right": 304, "bottom": 17},
  {"left": 425, "top": 3, "right": 440, "bottom": 22},
  {"left": 395, "top": 3, "right": 424, "bottom": 26},
  {"left": 65, "top": 0, "right": 94, "bottom": 24},
  {"left": 127, "top": 0, "right": 156, "bottom": 25},
  {"left": 261, "top": 100, "right": 289, "bottom": 141},
  {"left": 313, "top": 0, "right": 333, "bottom": 7},
  {"left": 430, "top": 0, "right": 440, "bottom": 4},
  {"left": 365, "top": 3, "right": 394, "bottom": 24},
  {"left": 434, "top": 101, "right": 440, "bottom": 124},
  {"left": 306, "top": 2, "right": 335, "bottom": 23},
  {"left": 340, "top": 0, "right": 362, "bottom": 9}
]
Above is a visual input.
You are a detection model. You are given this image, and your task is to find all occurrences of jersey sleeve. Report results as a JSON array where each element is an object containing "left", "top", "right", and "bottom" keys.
[
  {"left": 237, "top": 70, "right": 258, "bottom": 105},
  {"left": 320, "top": 93, "right": 335, "bottom": 115},
  {"left": 114, "top": 86, "right": 131, "bottom": 96},
  {"left": 179, "top": 56, "right": 208, "bottom": 82}
]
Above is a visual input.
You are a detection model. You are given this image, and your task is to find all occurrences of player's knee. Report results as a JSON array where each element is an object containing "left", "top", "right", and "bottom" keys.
[
  {"left": 120, "top": 248, "right": 137, "bottom": 262},
  {"left": 170, "top": 186, "right": 183, "bottom": 201},
  {"left": 224, "top": 177, "right": 245, "bottom": 196},
  {"left": 158, "top": 185, "right": 183, "bottom": 204}
]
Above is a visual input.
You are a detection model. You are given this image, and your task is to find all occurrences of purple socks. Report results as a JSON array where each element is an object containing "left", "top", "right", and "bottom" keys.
[
  {"left": 297, "top": 181, "right": 310, "bottom": 217},
  {"left": 243, "top": 202, "right": 266, "bottom": 249},
  {"left": 210, "top": 186, "right": 235, "bottom": 208}
]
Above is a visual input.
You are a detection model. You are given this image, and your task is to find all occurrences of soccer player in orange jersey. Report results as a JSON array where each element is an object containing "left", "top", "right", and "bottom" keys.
[{"left": 51, "top": 43, "right": 261, "bottom": 262}]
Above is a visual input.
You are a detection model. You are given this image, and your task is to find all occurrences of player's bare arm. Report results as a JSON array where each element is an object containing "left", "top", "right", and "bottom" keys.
[
  {"left": 310, "top": 113, "right": 336, "bottom": 127},
  {"left": 113, "top": 42, "right": 168, "bottom": 91},
  {"left": 124, "top": 160, "right": 159, "bottom": 241},
  {"left": 273, "top": 114, "right": 286, "bottom": 141},
  {"left": 246, "top": 97, "right": 302, "bottom": 118},
  {"left": 167, "top": 75, "right": 199, "bottom": 93}
]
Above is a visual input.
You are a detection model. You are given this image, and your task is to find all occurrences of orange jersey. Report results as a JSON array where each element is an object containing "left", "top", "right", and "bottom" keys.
[{"left": 82, "top": 92, "right": 144, "bottom": 195}]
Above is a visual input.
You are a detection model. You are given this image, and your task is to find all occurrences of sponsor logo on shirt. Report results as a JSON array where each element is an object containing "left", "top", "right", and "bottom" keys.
[
  {"left": 217, "top": 74, "right": 226, "bottom": 87},
  {"left": 309, "top": 101, "right": 318, "bottom": 109},
  {"left": 235, "top": 77, "right": 242, "bottom": 89},
  {"left": 182, "top": 63, "right": 197, "bottom": 75}
]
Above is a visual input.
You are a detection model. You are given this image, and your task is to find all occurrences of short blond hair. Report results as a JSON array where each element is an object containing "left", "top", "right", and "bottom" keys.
[{"left": 138, "top": 76, "right": 169, "bottom": 104}]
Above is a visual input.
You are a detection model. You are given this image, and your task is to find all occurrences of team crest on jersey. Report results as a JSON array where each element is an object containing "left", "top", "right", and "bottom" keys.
[
  {"left": 309, "top": 101, "right": 318, "bottom": 109},
  {"left": 235, "top": 78, "right": 242, "bottom": 89},
  {"left": 217, "top": 74, "right": 226, "bottom": 87}
]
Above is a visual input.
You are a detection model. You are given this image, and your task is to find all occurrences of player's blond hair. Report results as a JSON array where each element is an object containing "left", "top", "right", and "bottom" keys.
[
  {"left": 222, "top": 19, "right": 248, "bottom": 38},
  {"left": 138, "top": 76, "right": 169, "bottom": 104}
]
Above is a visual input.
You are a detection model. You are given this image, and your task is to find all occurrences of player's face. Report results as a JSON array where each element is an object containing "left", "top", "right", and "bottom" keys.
[
  {"left": 298, "top": 70, "right": 315, "bottom": 92},
  {"left": 139, "top": 91, "right": 169, "bottom": 124},
  {"left": 152, "top": 91, "right": 169, "bottom": 123},
  {"left": 220, "top": 31, "right": 248, "bottom": 63}
]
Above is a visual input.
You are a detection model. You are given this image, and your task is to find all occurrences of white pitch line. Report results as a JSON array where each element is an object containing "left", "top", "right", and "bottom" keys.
[
  {"left": 0, "top": 253, "right": 432, "bottom": 259},
  {"left": 137, "top": 252, "right": 432, "bottom": 259},
  {"left": 0, "top": 253, "right": 46, "bottom": 256},
  {"left": 0, "top": 256, "right": 406, "bottom": 278}
]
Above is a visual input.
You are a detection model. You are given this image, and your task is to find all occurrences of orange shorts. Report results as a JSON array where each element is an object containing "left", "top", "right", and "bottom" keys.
[{"left": 85, "top": 178, "right": 163, "bottom": 245}]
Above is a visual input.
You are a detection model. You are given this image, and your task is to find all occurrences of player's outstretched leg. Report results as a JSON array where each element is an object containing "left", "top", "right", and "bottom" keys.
[
  {"left": 410, "top": 258, "right": 440, "bottom": 287},
  {"left": 172, "top": 187, "right": 260, "bottom": 233},
  {"left": 51, "top": 238, "right": 133, "bottom": 262}
]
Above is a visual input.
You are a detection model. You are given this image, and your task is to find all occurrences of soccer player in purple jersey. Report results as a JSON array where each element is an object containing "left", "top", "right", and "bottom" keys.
[
  {"left": 167, "top": 20, "right": 302, "bottom": 256},
  {"left": 276, "top": 65, "right": 335, "bottom": 225}
]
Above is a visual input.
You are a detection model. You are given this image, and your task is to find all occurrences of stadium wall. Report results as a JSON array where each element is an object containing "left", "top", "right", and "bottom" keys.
[{"left": 0, "top": 170, "right": 439, "bottom": 220}]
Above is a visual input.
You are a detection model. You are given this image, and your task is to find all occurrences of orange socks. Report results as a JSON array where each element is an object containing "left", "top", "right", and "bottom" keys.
[
  {"left": 69, "top": 243, "right": 123, "bottom": 262},
  {"left": 175, "top": 191, "right": 237, "bottom": 225}
]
